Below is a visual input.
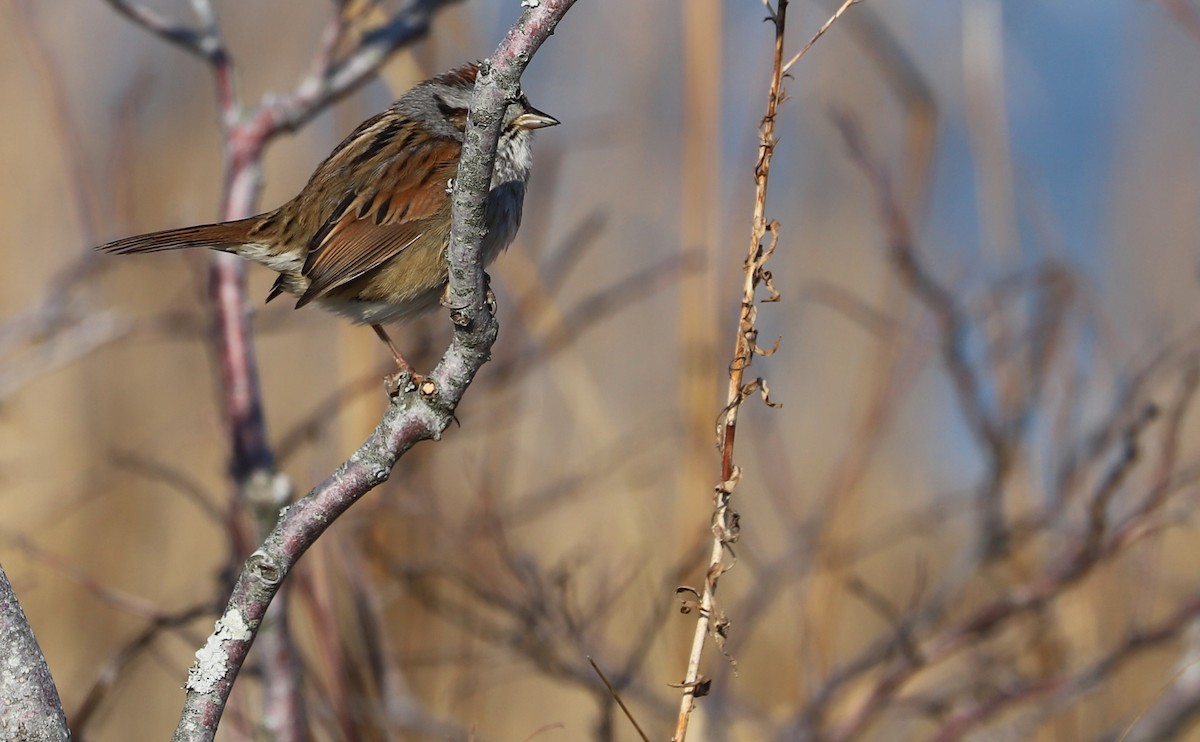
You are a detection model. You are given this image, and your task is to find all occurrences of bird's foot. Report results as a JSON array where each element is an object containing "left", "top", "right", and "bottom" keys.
[
  {"left": 384, "top": 366, "right": 420, "bottom": 398},
  {"left": 384, "top": 367, "right": 440, "bottom": 400}
]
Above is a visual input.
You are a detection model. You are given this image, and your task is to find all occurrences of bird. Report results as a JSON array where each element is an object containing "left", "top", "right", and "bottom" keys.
[{"left": 97, "top": 62, "right": 557, "bottom": 385}]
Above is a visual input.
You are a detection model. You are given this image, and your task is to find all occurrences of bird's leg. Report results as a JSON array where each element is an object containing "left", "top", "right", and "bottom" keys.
[
  {"left": 372, "top": 324, "right": 411, "bottom": 370},
  {"left": 372, "top": 324, "right": 418, "bottom": 395}
]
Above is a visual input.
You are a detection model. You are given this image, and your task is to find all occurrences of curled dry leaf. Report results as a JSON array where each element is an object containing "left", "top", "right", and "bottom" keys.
[
  {"left": 759, "top": 268, "right": 781, "bottom": 303},
  {"left": 756, "top": 222, "right": 782, "bottom": 302},
  {"left": 712, "top": 506, "right": 741, "bottom": 544},
  {"left": 705, "top": 554, "right": 729, "bottom": 584},
  {"left": 668, "top": 677, "right": 712, "bottom": 698},
  {"left": 675, "top": 586, "right": 702, "bottom": 615},
  {"left": 743, "top": 377, "right": 782, "bottom": 409},
  {"left": 704, "top": 544, "right": 738, "bottom": 592},
  {"left": 711, "top": 612, "right": 739, "bottom": 674},
  {"left": 753, "top": 334, "right": 782, "bottom": 357}
]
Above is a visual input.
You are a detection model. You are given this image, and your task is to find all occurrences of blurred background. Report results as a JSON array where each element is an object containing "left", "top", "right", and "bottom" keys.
[{"left": 4, "top": 0, "right": 1200, "bottom": 739}]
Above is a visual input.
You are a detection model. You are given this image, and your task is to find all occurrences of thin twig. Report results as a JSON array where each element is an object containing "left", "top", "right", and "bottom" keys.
[
  {"left": 782, "top": 0, "right": 860, "bottom": 73},
  {"left": 100, "top": 0, "right": 211, "bottom": 59},
  {"left": 589, "top": 656, "right": 651, "bottom": 742}
]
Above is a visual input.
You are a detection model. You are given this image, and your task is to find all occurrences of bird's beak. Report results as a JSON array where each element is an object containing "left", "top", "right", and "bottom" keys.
[{"left": 514, "top": 105, "right": 560, "bottom": 130}]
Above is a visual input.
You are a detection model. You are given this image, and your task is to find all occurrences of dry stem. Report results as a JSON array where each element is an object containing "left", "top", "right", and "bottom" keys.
[{"left": 672, "top": 1, "right": 789, "bottom": 738}]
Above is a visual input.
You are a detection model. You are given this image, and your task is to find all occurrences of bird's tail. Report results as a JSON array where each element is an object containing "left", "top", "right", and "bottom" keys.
[{"left": 96, "top": 217, "right": 261, "bottom": 255}]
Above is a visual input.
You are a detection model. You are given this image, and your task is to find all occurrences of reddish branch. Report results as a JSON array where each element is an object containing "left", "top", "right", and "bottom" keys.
[{"left": 121, "top": 2, "right": 579, "bottom": 740}]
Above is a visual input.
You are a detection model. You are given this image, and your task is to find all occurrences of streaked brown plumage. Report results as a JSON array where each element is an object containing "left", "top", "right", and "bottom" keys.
[{"left": 98, "top": 63, "right": 557, "bottom": 376}]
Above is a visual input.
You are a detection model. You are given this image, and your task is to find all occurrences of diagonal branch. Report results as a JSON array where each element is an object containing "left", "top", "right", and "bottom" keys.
[
  {"left": 169, "top": 3, "right": 579, "bottom": 740},
  {"left": 0, "top": 564, "right": 69, "bottom": 741}
]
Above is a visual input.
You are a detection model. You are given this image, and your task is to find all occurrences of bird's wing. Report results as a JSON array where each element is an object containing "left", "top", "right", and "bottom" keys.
[{"left": 294, "top": 118, "right": 461, "bottom": 307}]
